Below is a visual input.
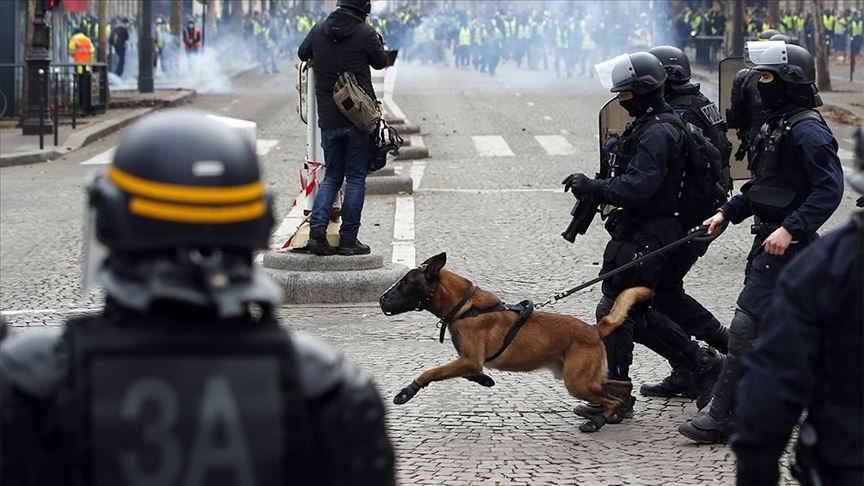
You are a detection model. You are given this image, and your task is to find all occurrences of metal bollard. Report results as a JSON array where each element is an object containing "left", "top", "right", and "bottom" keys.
[
  {"left": 38, "top": 69, "right": 44, "bottom": 151},
  {"left": 53, "top": 70, "right": 59, "bottom": 146},
  {"left": 72, "top": 72, "right": 77, "bottom": 130}
]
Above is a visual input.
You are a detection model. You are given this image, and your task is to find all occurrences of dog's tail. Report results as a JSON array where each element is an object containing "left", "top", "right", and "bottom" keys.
[{"left": 595, "top": 287, "right": 654, "bottom": 339}]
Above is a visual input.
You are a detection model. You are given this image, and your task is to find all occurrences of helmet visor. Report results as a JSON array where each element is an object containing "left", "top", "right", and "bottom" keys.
[
  {"left": 594, "top": 54, "right": 635, "bottom": 91},
  {"left": 80, "top": 176, "right": 109, "bottom": 296},
  {"left": 745, "top": 41, "right": 788, "bottom": 68}
]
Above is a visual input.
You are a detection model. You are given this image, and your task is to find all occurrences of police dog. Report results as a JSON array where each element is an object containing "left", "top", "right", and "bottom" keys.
[{"left": 379, "top": 252, "right": 652, "bottom": 433}]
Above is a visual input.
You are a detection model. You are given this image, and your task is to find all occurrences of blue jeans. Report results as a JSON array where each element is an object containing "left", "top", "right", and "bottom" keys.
[{"left": 310, "top": 126, "right": 370, "bottom": 236}]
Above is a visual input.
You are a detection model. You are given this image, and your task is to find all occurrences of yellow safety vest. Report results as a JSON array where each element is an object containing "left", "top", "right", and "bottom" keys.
[
  {"left": 835, "top": 17, "right": 848, "bottom": 35},
  {"left": 852, "top": 19, "right": 863, "bottom": 37},
  {"left": 458, "top": 26, "right": 471, "bottom": 46}
]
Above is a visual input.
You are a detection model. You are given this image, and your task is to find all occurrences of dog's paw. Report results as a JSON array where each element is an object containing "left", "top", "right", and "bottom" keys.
[
  {"left": 393, "top": 380, "right": 421, "bottom": 405},
  {"left": 578, "top": 415, "right": 606, "bottom": 433},
  {"left": 465, "top": 373, "right": 495, "bottom": 387}
]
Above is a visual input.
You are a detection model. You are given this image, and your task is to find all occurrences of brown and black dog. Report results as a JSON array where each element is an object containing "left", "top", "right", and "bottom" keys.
[{"left": 379, "top": 252, "right": 653, "bottom": 433}]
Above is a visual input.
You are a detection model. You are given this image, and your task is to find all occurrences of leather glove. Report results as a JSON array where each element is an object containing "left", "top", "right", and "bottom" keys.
[{"left": 562, "top": 173, "right": 600, "bottom": 197}]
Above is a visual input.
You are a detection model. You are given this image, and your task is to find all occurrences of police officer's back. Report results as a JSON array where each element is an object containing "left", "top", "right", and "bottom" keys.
[
  {"left": 732, "top": 127, "right": 864, "bottom": 485},
  {"left": 0, "top": 111, "right": 395, "bottom": 486}
]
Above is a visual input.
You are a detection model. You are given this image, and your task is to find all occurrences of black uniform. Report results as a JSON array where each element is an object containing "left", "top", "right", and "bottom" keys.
[{"left": 732, "top": 214, "right": 863, "bottom": 486}]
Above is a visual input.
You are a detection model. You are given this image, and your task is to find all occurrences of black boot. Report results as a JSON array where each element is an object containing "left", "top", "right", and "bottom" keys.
[
  {"left": 338, "top": 234, "right": 371, "bottom": 256},
  {"left": 306, "top": 226, "right": 336, "bottom": 256},
  {"left": 694, "top": 346, "right": 724, "bottom": 410},
  {"left": 703, "top": 325, "right": 729, "bottom": 355},
  {"left": 639, "top": 366, "right": 698, "bottom": 399},
  {"left": 573, "top": 395, "right": 635, "bottom": 422},
  {"left": 679, "top": 351, "right": 743, "bottom": 444}
]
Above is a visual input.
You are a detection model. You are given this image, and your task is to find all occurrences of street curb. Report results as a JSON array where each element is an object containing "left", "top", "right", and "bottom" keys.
[
  {"left": 109, "top": 89, "right": 196, "bottom": 109},
  {"left": 820, "top": 102, "right": 859, "bottom": 119},
  {"left": 366, "top": 174, "right": 413, "bottom": 195},
  {"left": 394, "top": 135, "right": 428, "bottom": 161},
  {"left": 395, "top": 124, "right": 420, "bottom": 135},
  {"left": 263, "top": 262, "right": 408, "bottom": 305},
  {"left": 264, "top": 251, "right": 384, "bottom": 272}
]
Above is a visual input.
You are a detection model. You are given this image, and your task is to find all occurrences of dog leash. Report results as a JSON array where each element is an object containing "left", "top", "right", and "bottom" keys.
[{"left": 534, "top": 224, "right": 719, "bottom": 310}]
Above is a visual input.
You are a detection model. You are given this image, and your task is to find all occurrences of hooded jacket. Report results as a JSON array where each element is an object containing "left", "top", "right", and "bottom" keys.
[{"left": 298, "top": 8, "right": 388, "bottom": 129}]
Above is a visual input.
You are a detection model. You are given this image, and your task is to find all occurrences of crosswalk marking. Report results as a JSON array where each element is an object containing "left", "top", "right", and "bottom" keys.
[
  {"left": 472, "top": 135, "right": 514, "bottom": 157},
  {"left": 535, "top": 135, "right": 576, "bottom": 155},
  {"left": 80, "top": 147, "right": 116, "bottom": 165},
  {"left": 392, "top": 195, "right": 415, "bottom": 268}
]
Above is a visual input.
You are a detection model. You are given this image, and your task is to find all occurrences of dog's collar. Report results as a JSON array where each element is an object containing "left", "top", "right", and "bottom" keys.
[{"left": 437, "top": 283, "right": 476, "bottom": 343}]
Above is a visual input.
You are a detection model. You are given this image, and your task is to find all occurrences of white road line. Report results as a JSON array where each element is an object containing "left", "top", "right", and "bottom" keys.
[
  {"left": 1, "top": 307, "right": 100, "bottom": 316},
  {"left": 409, "top": 161, "right": 426, "bottom": 191},
  {"left": 472, "top": 135, "right": 514, "bottom": 157},
  {"left": 256, "top": 139, "right": 279, "bottom": 157},
  {"left": 526, "top": 101, "right": 535, "bottom": 107},
  {"left": 420, "top": 188, "right": 559, "bottom": 193},
  {"left": 392, "top": 195, "right": 415, "bottom": 268},
  {"left": 80, "top": 146, "right": 116, "bottom": 165},
  {"left": 543, "top": 115, "right": 552, "bottom": 121},
  {"left": 535, "top": 135, "right": 576, "bottom": 155}
]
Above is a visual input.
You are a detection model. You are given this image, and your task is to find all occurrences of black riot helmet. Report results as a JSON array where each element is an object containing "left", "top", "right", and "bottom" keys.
[
  {"left": 769, "top": 34, "right": 791, "bottom": 43},
  {"left": 89, "top": 110, "right": 274, "bottom": 254},
  {"left": 83, "top": 110, "right": 281, "bottom": 318},
  {"left": 758, "top": 29, "right": 781, "bottom": 40},
  {"left": 649, "top": 45, "right": 691, "bottom": 83},
  {"left": 595, "top": 52, "right": 667, "bottom": 95},
  {"left": 746, "top": 41, "right": 821, "bottom": 107},
  {"left": 337, "top": 0, "right": 371, "bottom": 15}
]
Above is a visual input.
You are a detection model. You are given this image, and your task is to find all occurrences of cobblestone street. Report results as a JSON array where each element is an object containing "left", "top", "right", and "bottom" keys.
[{"left": 2, "top": 59, "right": 861, "bottom": 485}]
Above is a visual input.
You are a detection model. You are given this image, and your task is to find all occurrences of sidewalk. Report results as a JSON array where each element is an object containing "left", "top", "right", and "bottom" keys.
[{"left": 0, "top": 62, "right": 259, "bottom": 168}]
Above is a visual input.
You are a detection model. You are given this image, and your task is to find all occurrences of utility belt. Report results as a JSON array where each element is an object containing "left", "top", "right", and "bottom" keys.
[{"left": 751, "top": 222, "right": 781, "bottom": 236}]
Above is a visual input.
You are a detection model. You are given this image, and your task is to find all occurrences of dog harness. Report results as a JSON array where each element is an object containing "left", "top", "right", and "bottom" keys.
[{"left": 436, "top": 284, "right": 534, "bottom": 362}]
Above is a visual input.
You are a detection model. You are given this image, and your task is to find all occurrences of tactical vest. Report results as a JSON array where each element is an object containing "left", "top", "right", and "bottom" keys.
[
  {"left": 824, "top": 215, "right": 864, "bottom": 409},
  {"left": 611, "top": 109, "right": 686, "bottom": 218},
  {"left": 668, "top": 85, "right": 731, "bottom": 165},
  {"left": 60, "top": 311, "right": 309, "bottom": 486},
  {"left": 747, "top": 109, "right": 823, "bottom": 223}
]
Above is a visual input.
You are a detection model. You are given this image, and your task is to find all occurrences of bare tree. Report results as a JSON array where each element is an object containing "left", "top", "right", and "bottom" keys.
[
  {"left": 98, "top": 0, "right": 107, "bottom": 63},
  {"left": 811, "top": 0, "right": 833, "bottom": 91}
]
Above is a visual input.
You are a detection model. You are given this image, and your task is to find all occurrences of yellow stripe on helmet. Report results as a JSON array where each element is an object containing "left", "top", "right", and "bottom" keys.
[
  {"left": 129, "top": 197, "right": 267, "bottom": 224},
  {"left": 108, "top": 166, "right": 264, "bottom": 204}
]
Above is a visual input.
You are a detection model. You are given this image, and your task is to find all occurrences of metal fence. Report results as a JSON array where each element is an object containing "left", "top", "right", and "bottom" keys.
[{"left": 0, "top": 62, "right": 108, "bottom": 121}]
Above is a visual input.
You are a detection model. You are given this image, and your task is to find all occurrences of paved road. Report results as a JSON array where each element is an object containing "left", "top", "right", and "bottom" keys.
[{"left": 1, "top": 58, "right": 861, "bottom": 485}]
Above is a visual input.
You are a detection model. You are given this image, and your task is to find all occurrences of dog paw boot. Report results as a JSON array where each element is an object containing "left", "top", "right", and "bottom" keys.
[
  {"left": 579, "top": 415, "right": 607, "bottom": 433},
  {"left": 393, "top": 380, "right": 421, "bottom": 405},
  {"left": 306, "top": 226, "right": 336, "bottom": 256},
  {"left": 338, "top": 234, "right": 371, "bottom": 256},
  {"left": 573, "top": 396, "right": 635, "bottom": 422},
  {"left": 640, "top": 366, "right": 698, "bottom": 399}
]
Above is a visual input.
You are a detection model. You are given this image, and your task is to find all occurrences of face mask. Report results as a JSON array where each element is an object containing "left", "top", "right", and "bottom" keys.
[
  {"left": 757, "top": 78, "right": 786, "bottom": 109},
  {"left": 619, "top": 97, "right": 642, "bottom": 117}
]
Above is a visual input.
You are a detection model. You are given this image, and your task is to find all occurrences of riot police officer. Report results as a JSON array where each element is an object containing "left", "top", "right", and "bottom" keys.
[
  {"left": 563, "top": 52, "right": 720, "bottom": 431},
  {"left": 0, "top": 111, "right": 396, "bottom": 486},
  {"left": 679, "top": 42, "right": 845, "bottom": 444},
  {"left": 635, "top": 45, "right": 732, "bottom": 400},
  {"left": 732, "top": 126, "right": 863, "bottom": 486}
]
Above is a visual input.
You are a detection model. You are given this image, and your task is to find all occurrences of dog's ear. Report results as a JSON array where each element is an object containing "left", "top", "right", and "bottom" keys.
[{"left": 421, "top": 252, "right": 446, "bottom": 280}]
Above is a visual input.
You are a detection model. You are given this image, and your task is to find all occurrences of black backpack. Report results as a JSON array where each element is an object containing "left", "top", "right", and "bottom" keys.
[{"left": 651, "top": 112, "right": 729, "bottom": 229}]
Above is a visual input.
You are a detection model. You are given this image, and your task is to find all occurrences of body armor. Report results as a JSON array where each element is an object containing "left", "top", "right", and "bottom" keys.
[
  {"left": 747, "top": 109, "right": 822, "bottom": 223},
  {"left": 0, "top": 310, "right": 395, "bottom": 486},
  {"left": 668, "top": 84, "right": 731, "bottom": 164}
]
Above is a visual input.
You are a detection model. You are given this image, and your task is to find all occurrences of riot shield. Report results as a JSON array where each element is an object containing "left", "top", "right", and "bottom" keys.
[
  {"left": 599, "top": 97, "right": 631, "bottom": 151},
  {"left": 719, "top": 56, "right": 750, "bottom": 180}
]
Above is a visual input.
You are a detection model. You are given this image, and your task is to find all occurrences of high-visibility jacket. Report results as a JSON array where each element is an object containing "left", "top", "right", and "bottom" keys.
[
  {"left": 184, "top": 27, "right": 201, "bottom": 51},
  {"left": 252, "top": 19, "right": 262, "bottom": 37},
  {"left": 516, "top": 22, "right": 531, "bottom": 40},
  {"left": 458, "top": 26, "right": 471, "bottom": 46},
  {"left": 851, "top": 19, "right": 864, "bottom": 37},
  {"left": 835, "top": 17, "right": 848, "bottom": 35},
  {"left": 581, "top": 22, "right": 596, "bottom": 50},
  {"left": 555, "top": 26, "right": 567, "bottom": 49},
  {"left": 69, "top": 32, "right": 94, "bottom": 63},
  {"left": 503, "top": 18, "right": 516, "bottom": 38},
  {"left": 154, "top": 23, "right": 169, "bottom": 48},
  {"left": 631, "top": 27, "right": 651, "bottom": 47},
  {"left": 823, "top": 14, "right": 836, "bottom": 32}
]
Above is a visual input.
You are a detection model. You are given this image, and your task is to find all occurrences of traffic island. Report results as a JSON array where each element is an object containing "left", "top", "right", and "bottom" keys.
[{"left": 262, "top": 251, "right": 407, "bottom": 304}]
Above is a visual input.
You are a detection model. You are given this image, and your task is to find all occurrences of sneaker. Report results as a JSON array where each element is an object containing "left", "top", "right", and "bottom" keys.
[
  {"left": 338, "top": 234, "right": 371, "bottom": 256},
  {"left": 306, "top": 226, "right": 336, "bottom": 256},
  {"left": 640, "top": 367, "right": 698, "bottom": 399}
]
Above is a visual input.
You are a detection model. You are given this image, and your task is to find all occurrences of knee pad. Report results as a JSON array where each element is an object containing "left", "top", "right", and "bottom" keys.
[{"left": 728, "top": 309, "right": 758, "bottom": 354}]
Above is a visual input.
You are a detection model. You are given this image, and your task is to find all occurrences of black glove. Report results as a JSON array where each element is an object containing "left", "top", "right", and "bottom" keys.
[{"left": 562, "top": 173, "right": 600, "bottom": 197}]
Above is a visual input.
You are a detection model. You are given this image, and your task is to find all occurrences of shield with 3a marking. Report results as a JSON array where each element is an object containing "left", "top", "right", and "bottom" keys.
[{"left": 719, "top": 56, "right": 750, "bottom": 180}]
